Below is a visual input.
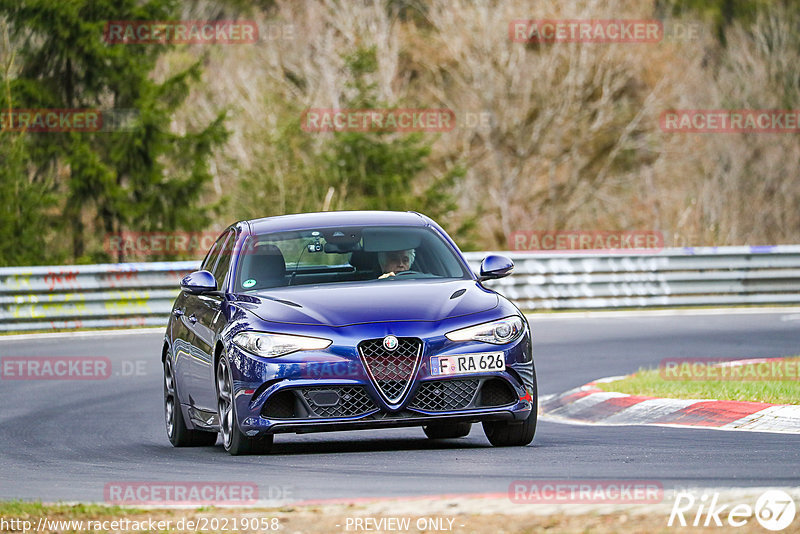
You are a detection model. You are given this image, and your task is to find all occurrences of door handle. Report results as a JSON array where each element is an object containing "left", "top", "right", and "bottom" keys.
[{"left": 188, "top": 314, "right": 198, "bottom": 324}]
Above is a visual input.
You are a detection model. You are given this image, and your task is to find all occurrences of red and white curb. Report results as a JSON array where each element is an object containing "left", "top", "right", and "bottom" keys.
[{"left": 540, "top": 377, "right": 800, "bottom": 434}]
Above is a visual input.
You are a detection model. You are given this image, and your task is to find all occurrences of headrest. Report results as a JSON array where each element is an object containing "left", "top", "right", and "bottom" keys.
[
  {"left": 241, "top": 243, "right": 286, "bottom": 288},
  {"left": 349, "top": 250, "right": 379, "bottom": 271}
]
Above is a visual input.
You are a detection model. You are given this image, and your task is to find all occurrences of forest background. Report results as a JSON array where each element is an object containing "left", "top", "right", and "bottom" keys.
[{"left": 1, "top": 0, "right": 798, "bottom": 265}]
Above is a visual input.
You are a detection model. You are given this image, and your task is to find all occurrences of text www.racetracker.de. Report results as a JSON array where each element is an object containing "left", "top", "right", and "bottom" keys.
[{"left": 0, "top": 516, "right": 282, "bottom": 532}]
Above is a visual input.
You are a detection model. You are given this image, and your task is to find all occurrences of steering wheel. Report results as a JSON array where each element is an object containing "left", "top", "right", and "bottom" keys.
[{"left": 393, "top": 270, "right": 422, "bottom": 276}]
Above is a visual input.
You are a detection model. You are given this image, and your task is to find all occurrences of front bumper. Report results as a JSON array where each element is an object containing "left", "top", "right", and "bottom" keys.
[{"left": 223, "top": 319, "right": 535, "bottom": 436}]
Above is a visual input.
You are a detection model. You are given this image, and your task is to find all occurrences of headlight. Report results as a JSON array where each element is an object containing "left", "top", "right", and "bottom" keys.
[
  {"left": 232, "top": 331, "right": 332, "bottom": 358},
  {"left": 445, "top": 316, "right": 524, "bottom": 344}
]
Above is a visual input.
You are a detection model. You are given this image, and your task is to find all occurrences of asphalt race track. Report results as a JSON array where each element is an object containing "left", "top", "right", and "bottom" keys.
[{"left": 1, "top": 310, "right": 799, "bottom": 503}]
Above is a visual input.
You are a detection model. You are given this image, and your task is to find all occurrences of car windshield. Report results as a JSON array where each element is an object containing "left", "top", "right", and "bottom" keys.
[{"left": 234, "top": 225, "right": 470, "bottom": 291}]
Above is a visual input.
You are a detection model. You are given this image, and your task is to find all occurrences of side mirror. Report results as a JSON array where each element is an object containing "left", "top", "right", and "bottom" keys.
[
  {"left": 180, "top": 270, "right": 217, "bottom": 294},
  {"left": 478, "top": 255, "right": 514, "bottom": 281}
]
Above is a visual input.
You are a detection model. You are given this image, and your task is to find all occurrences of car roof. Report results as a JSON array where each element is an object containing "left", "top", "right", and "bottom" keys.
[{"left": 241, "top": 211, "right": 432, "bottom": 235}]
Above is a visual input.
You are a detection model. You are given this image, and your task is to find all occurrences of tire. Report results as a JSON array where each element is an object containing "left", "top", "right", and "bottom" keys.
[
  {"left": 482, "top": 409, "right": 537, "bottom": 446},
  {"left": 217, "top": 356, "right": 273, "bottom": 455},
  {"left": 482, "top": 370, "right": 538, "bottom": 447},
  {"left": 164, "top": 356, "right": 217, "bottom": 447},
  {"left": 423, "top": 422, "right": 472, "bottom": 439}
]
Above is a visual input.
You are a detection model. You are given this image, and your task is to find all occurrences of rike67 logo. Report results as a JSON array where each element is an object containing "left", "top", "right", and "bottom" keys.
[{"left": 669, "top": 490, "right": 796, "bottom": 531}]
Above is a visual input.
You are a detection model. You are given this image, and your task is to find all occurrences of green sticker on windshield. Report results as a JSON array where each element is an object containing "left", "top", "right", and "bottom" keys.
[{"left": 242, "top": 279, "right": 256, "bottom": 288}]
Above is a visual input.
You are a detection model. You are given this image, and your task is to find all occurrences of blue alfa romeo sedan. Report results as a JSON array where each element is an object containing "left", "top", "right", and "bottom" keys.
[{"left": 163, "top": 211, "right": 536, "bottom": 454}]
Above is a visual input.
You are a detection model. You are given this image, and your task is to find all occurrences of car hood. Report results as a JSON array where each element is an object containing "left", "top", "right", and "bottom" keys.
[{"left": 232, "top": 279, "right": 498, "bottom": 326}]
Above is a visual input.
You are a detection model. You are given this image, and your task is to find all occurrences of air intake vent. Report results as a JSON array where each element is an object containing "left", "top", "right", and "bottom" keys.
[
  {"left": 477, "top": 378, "right": 517, "bottom": 407},
  {"left": 450, "top": 288, "right": 466, "bottom": 299}
]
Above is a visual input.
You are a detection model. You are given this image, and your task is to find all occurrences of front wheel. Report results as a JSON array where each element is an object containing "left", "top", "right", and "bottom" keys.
[
  {"left": 164, "top": 356, "right": 217, "bottom": 447},
  {"left": 217, "top": 356, "right": 273, "bottom": 455},
  {"left": 482, "top": 409, "right": 536, "bottom": 446},
  {"left": 484, "top": 361, "right": 538, "bottom": 446}
]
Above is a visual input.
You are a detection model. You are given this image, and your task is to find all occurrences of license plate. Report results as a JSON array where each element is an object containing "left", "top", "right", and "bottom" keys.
[{"left": 430, "top": 352, "right": 506, "bottom": 376}]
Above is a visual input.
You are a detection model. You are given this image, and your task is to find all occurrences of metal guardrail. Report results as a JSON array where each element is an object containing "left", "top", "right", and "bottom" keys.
[
  {"left": 0, "top": 261, "right": 199, "bottom": 332},
  {"left": 468, "top": 245, "right": 800, "bottom": 310},
  {"left": 1, "top": 246, "right": 799, "bottom": 332}
]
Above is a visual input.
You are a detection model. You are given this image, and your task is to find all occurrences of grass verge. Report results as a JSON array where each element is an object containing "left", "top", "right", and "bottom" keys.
[{"left": 594, "top": 356, "right": 800, "bottom": 404}]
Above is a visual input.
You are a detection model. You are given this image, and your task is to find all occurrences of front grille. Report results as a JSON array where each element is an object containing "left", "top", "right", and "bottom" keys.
[
  {"left": 300, "top": 386, "right": 376, "bottom": 418},
  {"left": 409, "top": 379, "right": 479, "bottom": 411},
  {"left": 358, "top": 337, "right": 422, "bottom": 403}
]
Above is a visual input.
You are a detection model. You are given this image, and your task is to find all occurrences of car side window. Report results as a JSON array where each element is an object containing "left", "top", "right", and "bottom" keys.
[
  {"left": 212, "top": 230, "right": 236, "bottom": 289},
  {"left": 201, "top": 231, "right": 225, "bottom": 273}
]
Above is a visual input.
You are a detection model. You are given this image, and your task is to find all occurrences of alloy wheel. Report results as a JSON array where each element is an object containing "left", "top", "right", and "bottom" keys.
[
  {"left": 164, "top": 358, "right": 176, "bottom": 438},
  {"left": 217, "top": 358, "right": 234, "bottom": 449}
]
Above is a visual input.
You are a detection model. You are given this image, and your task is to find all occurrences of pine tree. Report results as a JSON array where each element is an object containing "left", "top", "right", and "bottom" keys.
[{"left": 0, "top": 0, "right": 227, "bottom": 263}]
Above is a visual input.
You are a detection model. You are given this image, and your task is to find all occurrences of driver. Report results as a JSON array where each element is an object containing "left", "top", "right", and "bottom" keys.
[{"left": 377, "top": 249, "right": 415, "bottom": 278}]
